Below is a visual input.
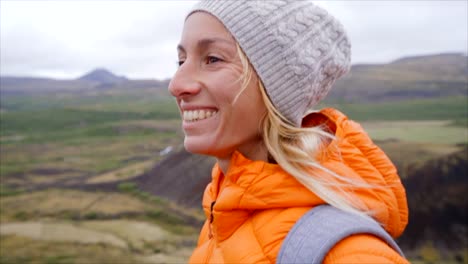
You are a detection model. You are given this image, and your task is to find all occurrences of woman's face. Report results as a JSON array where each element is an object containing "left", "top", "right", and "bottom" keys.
[{"left": 169, "top": 12, "right": 267, "bottom": 160}]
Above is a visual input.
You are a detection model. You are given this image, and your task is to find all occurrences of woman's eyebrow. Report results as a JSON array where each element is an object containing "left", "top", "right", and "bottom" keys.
[
  {"left": 177, "top": 37, "right": 235, "bottom": 53},
  {"left": 197, "top": 37, "right": 234, "bottom": 49}
]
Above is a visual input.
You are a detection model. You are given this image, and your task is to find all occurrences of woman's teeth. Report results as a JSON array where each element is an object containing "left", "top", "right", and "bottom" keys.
[{"left": 183, "top": 110, "right": 218, "bottom": 122}]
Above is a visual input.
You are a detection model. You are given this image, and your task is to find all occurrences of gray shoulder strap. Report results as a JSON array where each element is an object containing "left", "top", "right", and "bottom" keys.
[{"left": 277, "top": 205, "right": 404, "bottom": 264}]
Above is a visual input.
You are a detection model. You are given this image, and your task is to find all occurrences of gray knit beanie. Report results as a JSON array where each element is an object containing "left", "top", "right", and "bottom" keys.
[{"left": 187, "top": 0, "right": 351, "bottom": 127}]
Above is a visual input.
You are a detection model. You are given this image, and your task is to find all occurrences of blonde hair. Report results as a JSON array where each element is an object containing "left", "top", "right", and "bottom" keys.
[{"left": 235, "top": 44, "right": 374, "bottom": 219}]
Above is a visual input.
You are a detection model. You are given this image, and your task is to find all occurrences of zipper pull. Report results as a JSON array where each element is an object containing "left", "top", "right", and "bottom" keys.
[{"left": 208, "top": 201, "right": 216, "bottom": 239}]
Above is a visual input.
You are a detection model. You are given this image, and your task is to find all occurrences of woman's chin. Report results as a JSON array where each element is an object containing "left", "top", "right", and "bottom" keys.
[
  {"left": 183, "top": 137, "right": 232, "bottom": 158},
  {"left": 183, "top": 137, "right": 215, "bottom": 155}
]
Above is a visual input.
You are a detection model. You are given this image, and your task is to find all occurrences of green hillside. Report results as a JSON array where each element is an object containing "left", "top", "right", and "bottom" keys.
[{"left": 0, "top": 53, "right": 467, "bottom": 263}]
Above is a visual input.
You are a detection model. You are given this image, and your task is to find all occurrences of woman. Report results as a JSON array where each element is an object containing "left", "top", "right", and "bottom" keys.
[{"left": 169, "top": 1, "right": 409, "bottom": 263}]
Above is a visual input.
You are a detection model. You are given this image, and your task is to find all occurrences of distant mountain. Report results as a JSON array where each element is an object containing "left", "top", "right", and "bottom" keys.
[
  {"left": 78, "top": 68, "right": 127, "bottom": 84},
  {"left": 0, "top": 77, "right": 96, "bottom": 95},
  {"left": 326, "top": 53, "right": 467, "bottom": 102},
  {"left": 0, "top": 69, "right": 169, "bottom": 95},
  {"left": 1, "top": 53, "right": 466, "bottom": 99}
]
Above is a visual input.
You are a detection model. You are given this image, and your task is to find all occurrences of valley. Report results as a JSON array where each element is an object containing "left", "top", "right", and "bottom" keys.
[{"left": 1, "top": 53, "right": 467, "bottom": 263}]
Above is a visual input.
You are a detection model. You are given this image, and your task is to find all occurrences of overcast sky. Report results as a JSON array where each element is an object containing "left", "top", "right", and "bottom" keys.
[{"left": 1, "top": 1, "right": 467, "bottom": 80}]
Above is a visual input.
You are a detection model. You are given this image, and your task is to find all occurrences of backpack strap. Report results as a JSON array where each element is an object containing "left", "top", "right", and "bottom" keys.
[{"left": 277, "top": 205, "right": 404, "bottom": 263}]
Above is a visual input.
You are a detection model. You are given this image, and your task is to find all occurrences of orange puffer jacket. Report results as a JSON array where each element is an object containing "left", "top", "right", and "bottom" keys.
[{"left": 189, "top": 108, "right": 409, "bottom": 264}]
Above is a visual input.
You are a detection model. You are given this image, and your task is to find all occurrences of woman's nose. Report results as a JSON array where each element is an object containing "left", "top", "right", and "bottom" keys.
[{"left": 168, "top": 62, "right": 202, "bottom": 98}]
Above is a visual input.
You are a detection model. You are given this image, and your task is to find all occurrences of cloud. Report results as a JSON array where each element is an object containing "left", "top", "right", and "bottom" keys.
[
  {"left": 0, "top": 1, "right": 193, "bottom": 79},
  {"left": 318, "top": 1, "right": 468, "bottom": 63},
  {"left": 1, "top": 1, "right": 466, "bottom": 79}
]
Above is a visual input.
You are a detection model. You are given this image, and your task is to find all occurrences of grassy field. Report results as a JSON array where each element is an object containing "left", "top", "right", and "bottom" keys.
[
  {"left": 0, "top": 90, "right": 466, "bottom": 263},
  {"left": 0, "top": 90, "right": 183, "bottom": 187},
  {"left": 322, "top": 96, "right": 467, "bottom": 122},
  {"left": 362, "top": 120, "right": 466, "bottom": 144},
  {"left": 0, "top": 90, "right": 197, "bottom": 263},
  {"left": 0, "top": 189, "right": 200, "bottom": 263}
]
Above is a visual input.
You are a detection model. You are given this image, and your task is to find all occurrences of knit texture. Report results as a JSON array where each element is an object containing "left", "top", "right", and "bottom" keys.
[{"left": 187, "top": 0, "right": 351, "bottom": 126}]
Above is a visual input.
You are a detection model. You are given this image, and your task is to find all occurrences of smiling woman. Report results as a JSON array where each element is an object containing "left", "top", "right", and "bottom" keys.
[{"left": 168, "top": 1, "right": 409, "bottom": 263}]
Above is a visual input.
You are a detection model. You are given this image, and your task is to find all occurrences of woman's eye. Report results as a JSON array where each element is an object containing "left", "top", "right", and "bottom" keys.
[
  {"left": 177, "top": 60, "right": 185, "bottom": 66},
  {"left": 206, "top": 56, "right": 221, "bottom": 64}
]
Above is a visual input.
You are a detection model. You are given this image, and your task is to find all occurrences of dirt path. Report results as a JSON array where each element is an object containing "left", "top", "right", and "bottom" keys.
[
  {"left": 0, "top": 221, "right": 127, "bottom": 249},
  {"left": 0, "top": 220, "right": 192, "bottom": 263}
]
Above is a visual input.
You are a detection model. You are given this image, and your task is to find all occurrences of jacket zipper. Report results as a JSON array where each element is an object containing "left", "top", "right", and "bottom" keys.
[
  {"left": 208, "top": 201, "right": 216, "bottom": 239},
  {"left": 203, "top": 201, "right": 216, "bottom": 263}
]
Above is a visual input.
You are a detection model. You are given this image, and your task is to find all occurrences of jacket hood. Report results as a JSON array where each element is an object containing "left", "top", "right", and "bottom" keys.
[
  {"left": 305, "top": 108, "right": 408, "bottom": 237},
  {"left": 204, "top": 108, "right": 408, "bottom": 239}
]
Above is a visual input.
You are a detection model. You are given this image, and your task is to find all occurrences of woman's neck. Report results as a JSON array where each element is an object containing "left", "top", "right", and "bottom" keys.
[{"left": 216, "top": 142, "right": 269, "bottom": 174}]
